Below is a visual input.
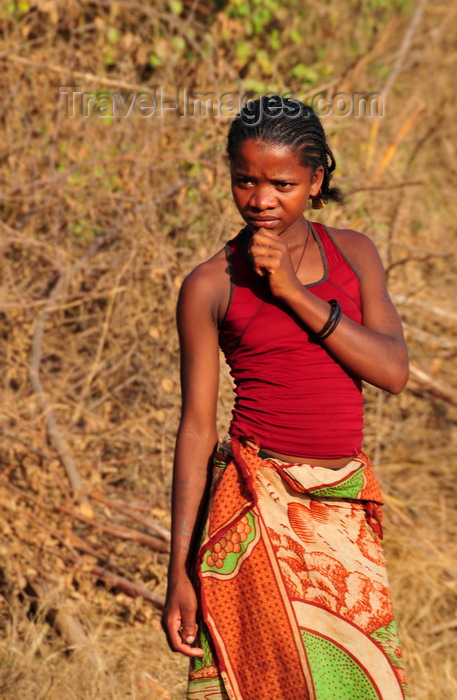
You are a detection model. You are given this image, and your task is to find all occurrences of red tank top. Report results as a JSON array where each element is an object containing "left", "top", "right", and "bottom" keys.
[{"left": 219, "top": 222, "right": 363, "bottom": 459}]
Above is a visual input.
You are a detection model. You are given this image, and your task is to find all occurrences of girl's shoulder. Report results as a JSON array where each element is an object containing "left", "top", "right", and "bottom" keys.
[
  {"left": 179, "top": 247, "right": 230, "bottom": 321},
  {"left": 183, "top": 247, "right": 227, "bottom": 289},
  {"left": 325, "top": 225, "right": 383, "bottom": 278}
]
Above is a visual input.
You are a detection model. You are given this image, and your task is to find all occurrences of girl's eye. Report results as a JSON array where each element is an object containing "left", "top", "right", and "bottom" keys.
[
  {"left": 237, "top": 178, "right": 254, "bottom": 187},
  {"left": 275, "top": 182, "right": 293, "bottom": 189}
]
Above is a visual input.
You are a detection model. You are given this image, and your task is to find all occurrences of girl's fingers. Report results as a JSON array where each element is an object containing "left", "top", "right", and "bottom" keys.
[
  {"left": 180, "top": 613, "right": 197, "bottom": 645},
  {"left": 250, "top": 245, "right": 279, "bottom": 258},
  {"left": 166, "top": 614, "right": 204, "bottom": 657},
  {"left": 251, "top": 230, "right": 283, "bottom": 250}
]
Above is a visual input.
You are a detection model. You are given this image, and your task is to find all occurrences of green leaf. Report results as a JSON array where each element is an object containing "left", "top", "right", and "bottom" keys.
[
  {"left": 270, "top": 30, "right": 281, "bottom": 51},
  {"left": 289, "top": 29, "right": 301, "bottom": 44},
  {"left": 257, "top": 49, "right": 274, "bottom": 76},
  {"left": 107, "top": 27, "right": 120, "bottom": 43},
  {"left": 149, "top": 54, "right": 163, "bottom": 68},
  {"left": 169, "top": 0, "right": 183, "bottom": 14},
  {"left": 172, "top": 35, "right": 186, "bottom": 53},
  {"left": 235, "top": 41, "right": 252, "bottom": 63},
  {"left": 243, "top": 78, "right": 270, "bottom": 93},
  {"left": 290, "top": 64, "right": 318, "bottom": 84}
]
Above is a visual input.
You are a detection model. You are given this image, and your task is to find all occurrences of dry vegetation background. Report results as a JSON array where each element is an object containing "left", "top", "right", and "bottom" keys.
[{"left": 0, "top": 0, "right": 456, "bottom": 698}]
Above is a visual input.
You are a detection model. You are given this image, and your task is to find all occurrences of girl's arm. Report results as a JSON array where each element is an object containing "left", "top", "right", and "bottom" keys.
[
  {"left": 162, "top": 264, "right": 222, "bottom": 657},
  {"left": 250, "top": 227, "right": 409, "bottom": 393}
]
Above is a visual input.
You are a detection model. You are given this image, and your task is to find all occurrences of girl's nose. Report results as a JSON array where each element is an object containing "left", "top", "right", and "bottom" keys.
[{"left": 249, "top": 186, "right": 276, "bottom": 210}]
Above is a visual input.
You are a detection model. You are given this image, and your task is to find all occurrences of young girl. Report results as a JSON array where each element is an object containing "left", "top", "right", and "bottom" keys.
[{"left": 162, "top": 96, "right": 409, "bottom": 700}]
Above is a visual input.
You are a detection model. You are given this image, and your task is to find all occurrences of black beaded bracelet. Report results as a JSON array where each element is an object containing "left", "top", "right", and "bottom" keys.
[{"left": 309, "top": 299, "right": 342, "bottom": 342}]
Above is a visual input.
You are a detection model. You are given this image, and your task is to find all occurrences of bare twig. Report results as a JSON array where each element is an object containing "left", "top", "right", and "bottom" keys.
[
  {"left": 26, "top": 578, "right": 102, "bottom": 664},
  {"left": 5, "top": 53, "right": 157, "bottom": 94},
  {"left": 407, "top": 364, "right": 457, "bottom": 406},
  {"left": 382, "top": 0, "right": 429, "bottom": 99},
  {"left": 0, "top": 152, "right": 176, "bottom": 200},
  {"left": 346, "top": 180, "right": 424, "bottom": 194},
  {"left": 2, "top": 432, "right": 55, "bottom": 461},
  {"left": 89, "top": 491, "right": 171, "bottom": 542},
  {"left": 28, "top": 231, "right": 119, "bottom": 500},
  {"left": 71, "top": 251, "right": 134, "bottom": 426},
  {"left": 89, "top": 566, "right": 165, "bottom": 607},
  {"left": 403, "top": 323, "right": 457, "bottom": 350},
  {"left": 29, "top": 318, "right": 85, "bottom": 497},
  {"left": 26, "top": 511, "right": 133, "bottom": 579},
  {"left": 393, "top": 295, "right": 457, "bottom": 324},
  {"left": 66, "top": 532, "right": 133, "bottom": 578},
  {"left": 44, "top": 546, "right": 165, "bottom": 608},
  {"left": 57, "top": 505, "right": 170, "bottom": 552}
]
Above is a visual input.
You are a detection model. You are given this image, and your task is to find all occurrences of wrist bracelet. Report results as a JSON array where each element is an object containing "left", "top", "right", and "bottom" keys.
[{"left": 309, "top": 299, "right": 341, "bottom": 342}]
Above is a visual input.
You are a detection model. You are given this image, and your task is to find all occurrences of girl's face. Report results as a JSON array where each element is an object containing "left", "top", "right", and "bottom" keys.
[{"left": 230, "top": 139, "right": 324, "bottom": 238}]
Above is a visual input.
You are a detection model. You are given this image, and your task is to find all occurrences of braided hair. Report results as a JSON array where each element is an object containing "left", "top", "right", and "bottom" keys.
[{"left": 227, "top": 95, "right": 343, "bottom": 205}]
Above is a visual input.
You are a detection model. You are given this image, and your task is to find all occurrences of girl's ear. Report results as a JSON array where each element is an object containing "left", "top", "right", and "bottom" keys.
[{"left": 310, "top": 165, "right": 325, "bottom": 197}]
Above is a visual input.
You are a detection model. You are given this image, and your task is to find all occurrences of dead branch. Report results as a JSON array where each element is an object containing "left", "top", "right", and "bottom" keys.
[
  {"left": 403, "top": 323, "right": 457, "bottom": 350},
  {"left": 89, "top": 491, "right": 171, "bottom": 542},
  {"left": 2, "top": 481, "right": 167, "bottom": 555},
  {"left": 382, "top": 0, "right": 429, "bottom": 99},
  {"left": 346, "top": 180, "right": 424, "bottom": 194},
  {"left": 29, "top": 317, "right": 85, "bottom": 498},
  {"left": 26, "top": 511, "right": 133, "bottom": 579},
  {"left": 407, "top": 364, "right": 457, "bottom": 406},
  {"left": 58, "top": 505, "right": 170, "bottom": 552},
  {"left": 43, "top": 544, "right": 165, "bottom": 609},
  {"left": 386, "top": 251, "right": 450, "bottom": 275},
  {"left": 392, "top": 295, "right": 457, "bottom": 324},
  {"left": 88, "top": 566, "right": 165, "bottom": 608},
  {"left": 66, "top": 532, "right": 133, "bottom": 578},
  {"left": 5, "top": 53, "right": 155, "bottom": 94},
  {"left": 338, "top": 17, "right": 397, "bottom": 93},
  {"left": 26, "top": 578, "right": 102, "bottom": 665},
  {"left": 0, "top": 154, "right": 157, "bottom": 200},
  {"left": 22, "top": 507, "right": 165, "bottom": 608},
  {"left": 2, "top": 432, "right": 55, "bottom": 460},
  {"left": 71, "top": 251, "right": 134, "bottom": 426},
  {"left": 28, "top": 231, "right": 119, "bottom": 500}
]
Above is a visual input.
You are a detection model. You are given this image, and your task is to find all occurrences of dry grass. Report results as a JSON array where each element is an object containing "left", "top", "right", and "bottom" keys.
[{"left": 0, "top": 1, "right": 456, "bottom": 698}]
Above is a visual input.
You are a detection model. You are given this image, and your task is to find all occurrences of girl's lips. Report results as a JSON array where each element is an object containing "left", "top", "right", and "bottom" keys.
[{"left": 249, "top": 218, "right": 279, "bottom": 228}]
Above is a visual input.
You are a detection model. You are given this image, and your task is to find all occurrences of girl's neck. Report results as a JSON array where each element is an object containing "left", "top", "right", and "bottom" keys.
[{"left": 278, "top": 216, "right": 310, "bottom": 247}]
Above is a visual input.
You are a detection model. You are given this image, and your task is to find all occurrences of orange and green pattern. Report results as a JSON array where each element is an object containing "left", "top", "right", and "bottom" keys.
[{"left": 188, "top": 437, "right": 408, "bottom": 700}]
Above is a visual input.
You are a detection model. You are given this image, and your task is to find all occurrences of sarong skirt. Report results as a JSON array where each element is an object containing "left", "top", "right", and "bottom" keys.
[{"left": 188, "top": 436, "right": 408, "bottom": 700}]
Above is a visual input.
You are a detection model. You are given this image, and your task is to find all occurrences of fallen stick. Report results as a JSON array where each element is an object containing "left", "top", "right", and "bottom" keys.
[
  {"left": 28, "top": 231, "right": 118, "bottom": 501},
  {"left": 29, "top": 314, "right": 85, "bottom": 497},
  {"left": 6, "top": 53, "right": 153, "bottom": 94},
  {"left": 44, "top": 546, "right": 166, "bottom": 609},
  {"left": 26, "top": 578, "right": 102, "bottom": 665},
  {"left": 88, "top": 566, "right": 165, "bottom": 608},
  {"left": 67, "top": 532, "right": 133, "bottom": 579},
  {"left": 382, "top": 0, "right": 429, "bottom": 99},
  {"left": 89, "top": 491, "right": 171, "bottom": 542},
  {"left": 26, "top": 511, "right": 133, "bottom": 579},
  {"left": 25, "top": 511, "right": 165, "bottom": 608},
  {"left": 3, "top": 480, "right": 169, "bottom": 552},
  {"left": 346, "top": 179, "right": 424, "bottom": 194},
  {"left": 58, "top": 505, "right": 170, "bottom": 552},
  {"left": 408, "top": 364, "right": 457, "bottom": 407},
  {"left": 392, "top": 294, "right": 457, "bottom": 324}
]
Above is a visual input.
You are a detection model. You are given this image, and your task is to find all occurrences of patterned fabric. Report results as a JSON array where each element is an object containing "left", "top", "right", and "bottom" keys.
[{"left": 188, "top": 437, "right": 408, "bottom": 700}]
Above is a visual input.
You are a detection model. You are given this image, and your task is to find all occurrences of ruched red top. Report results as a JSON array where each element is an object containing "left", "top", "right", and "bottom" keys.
[{"left": 219, "top": 222, "right": 364, "bottom": 459}]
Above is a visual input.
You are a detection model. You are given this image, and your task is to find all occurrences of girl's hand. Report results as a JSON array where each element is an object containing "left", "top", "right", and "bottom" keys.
[
  {"left": 162, "top": 576, "right": 204, "bottom": 657},
  {"left": 249, "top": 227, "right": 302, "bottom": 300}
]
